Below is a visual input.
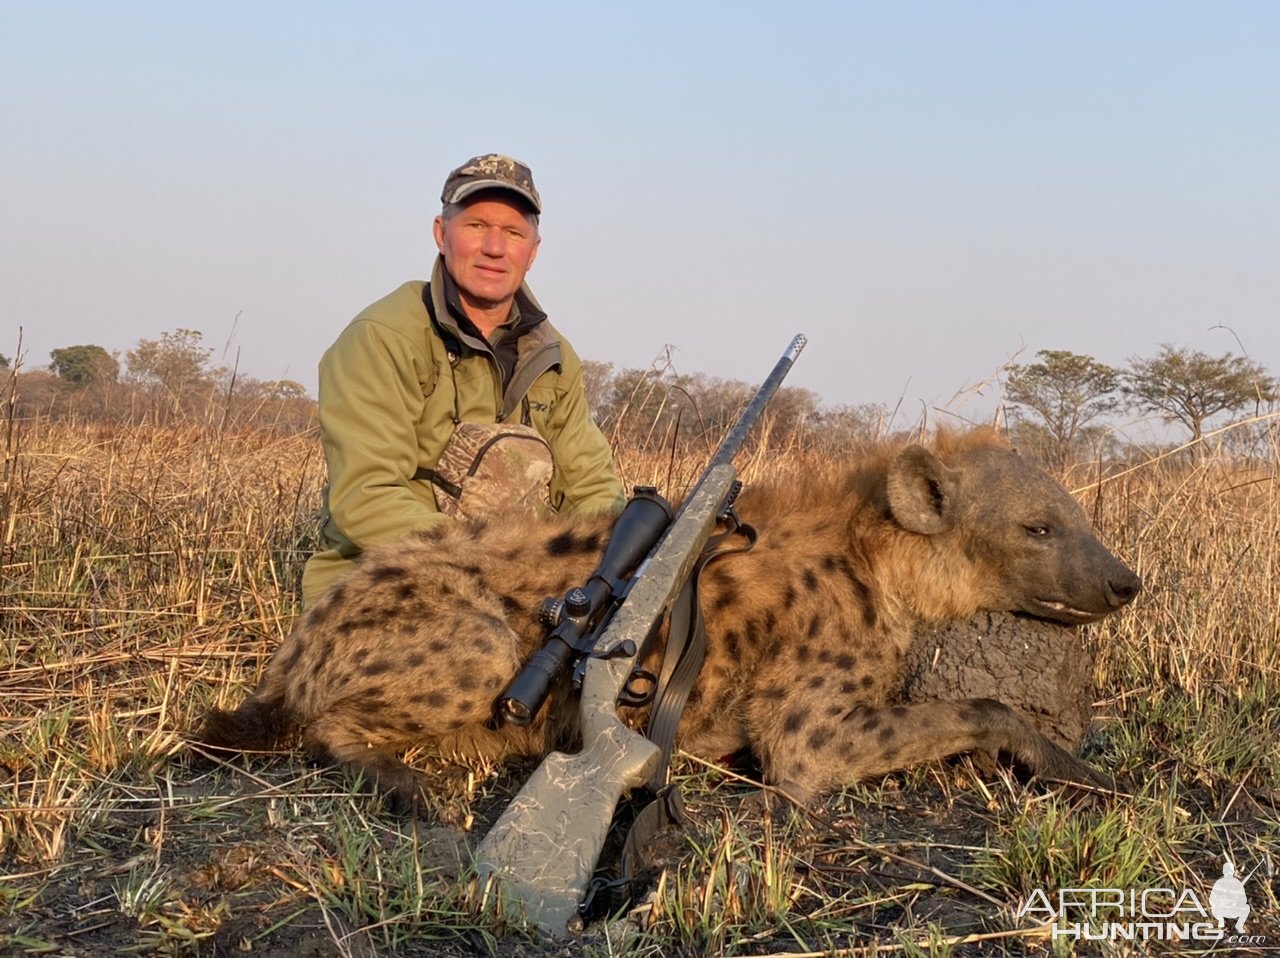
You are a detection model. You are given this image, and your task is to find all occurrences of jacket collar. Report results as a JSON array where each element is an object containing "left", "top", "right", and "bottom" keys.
[
  {"left": 425, "top": 257, "right": 562, "bottom": 419},
  {"left": 430, "top": 256, "right": 547, "bottom": 354}
]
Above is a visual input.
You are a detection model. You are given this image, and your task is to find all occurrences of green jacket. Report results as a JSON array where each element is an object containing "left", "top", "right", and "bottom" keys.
[{"left": 301, "top": 257, "right": 625, "bottom": 607}]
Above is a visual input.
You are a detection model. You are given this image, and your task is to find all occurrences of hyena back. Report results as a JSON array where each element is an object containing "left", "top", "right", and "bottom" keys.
[{"left": 198, "top": 429, "right": 1140, "bottom": 809}]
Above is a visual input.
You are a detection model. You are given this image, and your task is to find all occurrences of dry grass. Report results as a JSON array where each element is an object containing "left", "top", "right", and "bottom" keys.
[{"left": 2, "top": 418, "right": 1278, "bottom": 956}]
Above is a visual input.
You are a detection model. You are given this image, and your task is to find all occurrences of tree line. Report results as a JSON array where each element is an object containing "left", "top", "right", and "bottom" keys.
[
  {"left": 1004, "top": 347, "right": 1277, "bottom": 468},
  {"left": 4, "top": 330, "right": 315, "bottom": 432},
  {"left": 4, "top": 332, "right": 1276, "bottom": 468},
  {"left": 580, "top": 352, "right": 888, "bottom": 459}
]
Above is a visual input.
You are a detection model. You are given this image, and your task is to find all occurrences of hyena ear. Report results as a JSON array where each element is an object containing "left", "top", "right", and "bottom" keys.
[{"left": 886, "top": 445, "right": 959, "bottom": 536}]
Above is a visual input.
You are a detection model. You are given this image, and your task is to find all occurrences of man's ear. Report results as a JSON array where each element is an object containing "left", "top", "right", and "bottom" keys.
[
  {"left": 432, "top": 215, "right": 446, "bottom": 254},
  {"left": 886, "top": 445, "right": 958, "bottom": 535}
]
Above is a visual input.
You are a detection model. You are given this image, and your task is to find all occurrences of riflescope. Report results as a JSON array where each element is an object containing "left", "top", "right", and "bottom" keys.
[{"left": 496, "top": 487, "right": 673, "bottom": 726}]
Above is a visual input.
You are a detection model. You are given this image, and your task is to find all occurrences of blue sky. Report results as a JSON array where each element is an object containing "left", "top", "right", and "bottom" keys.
[{"left": 3, "top": 2, "right": 1277, "bottom": 426}]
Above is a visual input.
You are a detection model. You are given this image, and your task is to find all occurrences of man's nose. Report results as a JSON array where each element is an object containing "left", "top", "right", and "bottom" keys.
[{"left": 481, "top": 227, "right": 507, "bottom": 255}]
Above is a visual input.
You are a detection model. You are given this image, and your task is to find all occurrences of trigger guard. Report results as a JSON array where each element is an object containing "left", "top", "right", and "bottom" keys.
[{"left": 617, "top": 669, "right": 658, "bottom": 708}]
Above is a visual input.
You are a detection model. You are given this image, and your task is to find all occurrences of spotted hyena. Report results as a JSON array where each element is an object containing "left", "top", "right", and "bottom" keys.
[{"left": 198, "top": 429, "right": 1140, "bottom": 809}]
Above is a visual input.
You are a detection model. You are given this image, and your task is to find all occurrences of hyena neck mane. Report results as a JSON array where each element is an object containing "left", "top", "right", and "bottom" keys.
[{"left": 734, "top": 441, "right": 992, "bottom": 632}]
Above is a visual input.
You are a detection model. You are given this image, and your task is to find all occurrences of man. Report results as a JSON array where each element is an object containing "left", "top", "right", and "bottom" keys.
[{"left": 301, "top": 154, "right": 626, "bottom": 607}]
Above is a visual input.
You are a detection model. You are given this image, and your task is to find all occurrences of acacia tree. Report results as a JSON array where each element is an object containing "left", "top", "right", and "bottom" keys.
[
  {"left": 1123, "top": 346, "right": 1277, "bottom": 445},
  {"left": 1004, "top": 349, "right": 1121, "bottom": 470},
  {"left": 49, "top": 344, "right": 119, "bottom": 387}
]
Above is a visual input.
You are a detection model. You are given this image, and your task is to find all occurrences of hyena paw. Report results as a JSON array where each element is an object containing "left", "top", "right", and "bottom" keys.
[
  {"left": 381, "top": 775, "right": 430, "bottom": 818},
  {"left": 342, "top": 754, "right": 429, "bottom": 818},
  {"left": 1032, "top": 741, "right": 1114, "bottom": 793},
  {"left": 739, "top": 780, "right": 815, "bottom": 829}
]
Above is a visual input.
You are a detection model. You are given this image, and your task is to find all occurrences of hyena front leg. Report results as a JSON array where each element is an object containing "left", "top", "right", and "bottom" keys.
[{"left": 753, "top": 697, "right": 1110, "bottom": 802}]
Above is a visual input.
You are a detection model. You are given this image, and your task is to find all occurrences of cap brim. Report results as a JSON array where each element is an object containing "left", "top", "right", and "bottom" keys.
[{"left": 447, "top": 180, "right": 541, "bottom": 214}]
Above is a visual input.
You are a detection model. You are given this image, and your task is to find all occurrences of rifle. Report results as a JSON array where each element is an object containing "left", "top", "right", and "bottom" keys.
[{"left": 475, "top": 335, "right": 807, "bottom": 934}]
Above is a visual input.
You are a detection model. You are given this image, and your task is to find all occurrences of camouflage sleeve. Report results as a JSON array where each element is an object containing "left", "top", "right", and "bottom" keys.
[
  {"left": 544, "top": 344, "right": 626, "bottom": 517},
  {"left": 318, "top": 319, "right": 449, "bottom": 550}
]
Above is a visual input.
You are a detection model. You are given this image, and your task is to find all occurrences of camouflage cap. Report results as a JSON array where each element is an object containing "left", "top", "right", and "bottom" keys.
[{"left": 441, "top": 153, "right": 542, "bottom": 214}]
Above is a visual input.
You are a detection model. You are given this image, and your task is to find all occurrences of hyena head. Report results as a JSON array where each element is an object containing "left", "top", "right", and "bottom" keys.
[{"left": 885, "top": 436, "right": 1141, "bottom": 624}]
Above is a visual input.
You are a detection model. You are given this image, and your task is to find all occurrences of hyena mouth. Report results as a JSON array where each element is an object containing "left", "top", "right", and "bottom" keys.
[{"left": 1027, "top": 598, "right": 1105, "bottom": 624}]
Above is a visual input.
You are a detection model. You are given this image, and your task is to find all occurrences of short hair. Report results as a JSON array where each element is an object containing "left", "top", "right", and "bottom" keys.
[{"left": 441, "top": 199, "right": 540, "bottom": 232}]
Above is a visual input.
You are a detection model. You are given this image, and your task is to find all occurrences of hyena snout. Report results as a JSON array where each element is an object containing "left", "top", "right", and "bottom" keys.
[
  {"left": 1027, "top": 545, "right": 1142, "bottom": 624},
  {"left": 1103, "top": 560, "right": 1142, "bottom": 610},
  {"left": 1081, "top": 541, "right": 1142, "bottom": 615}
]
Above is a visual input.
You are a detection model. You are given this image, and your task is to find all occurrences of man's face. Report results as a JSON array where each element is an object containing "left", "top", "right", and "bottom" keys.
[{"left": 433, "top": 196, "right": 541, "bottom": 312}]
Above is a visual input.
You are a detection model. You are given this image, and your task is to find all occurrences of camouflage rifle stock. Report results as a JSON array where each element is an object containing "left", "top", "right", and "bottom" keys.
[{"left": 475, "top": 335, "right": 807, "bottom": 935}]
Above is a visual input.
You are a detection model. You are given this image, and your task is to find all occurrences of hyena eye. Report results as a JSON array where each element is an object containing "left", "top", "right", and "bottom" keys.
[{"left": 1024, "top": 523, "right": 1051, "bottom": 538}]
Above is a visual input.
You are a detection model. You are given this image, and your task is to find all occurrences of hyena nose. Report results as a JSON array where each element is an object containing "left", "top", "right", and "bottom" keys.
[{"left": 1105, "top": 568, "right": 1142, "bottom": 608}]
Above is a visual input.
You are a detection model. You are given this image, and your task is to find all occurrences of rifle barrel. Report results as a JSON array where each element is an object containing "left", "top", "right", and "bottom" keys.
[{"left": 708, "top": 334, "right": 807, "bottom": 469}]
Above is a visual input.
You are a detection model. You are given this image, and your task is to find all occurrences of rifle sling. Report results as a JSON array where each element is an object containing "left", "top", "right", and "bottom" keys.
[
  {"left": 644, "top": 520, "right": 757, "bottom": 790},
  {"left": 608, "top": 519, "right": 757, "bottom": 911}
]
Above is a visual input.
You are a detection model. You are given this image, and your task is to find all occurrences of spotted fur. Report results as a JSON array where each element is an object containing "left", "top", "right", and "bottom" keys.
[{"left": 198, "top": 429, "right": 1140, "bottom": 809}]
